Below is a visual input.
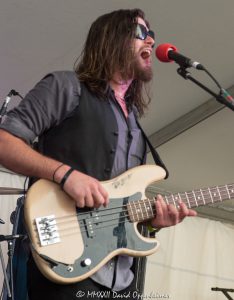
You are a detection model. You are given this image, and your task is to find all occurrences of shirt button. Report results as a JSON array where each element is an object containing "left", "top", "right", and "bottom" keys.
[
  {"left": 109, "top": 261, "right": 114, "bottom": 269},
  {"left": 104, "top": 167, "right": 111, "bottom": 172}
]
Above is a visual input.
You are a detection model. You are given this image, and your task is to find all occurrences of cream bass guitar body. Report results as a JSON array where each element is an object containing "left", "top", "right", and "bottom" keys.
[{"left": 24, "top": 165, "right": 233, "bottom": 284}]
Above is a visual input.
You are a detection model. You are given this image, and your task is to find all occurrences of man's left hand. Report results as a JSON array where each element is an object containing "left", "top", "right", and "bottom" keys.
[{"left": 150, "top": 194, "right": 197, "bottom": 229}]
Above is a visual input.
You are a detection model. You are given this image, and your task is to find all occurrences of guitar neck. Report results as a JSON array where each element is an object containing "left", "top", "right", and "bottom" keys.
[{"left": 127, "top": 183, "right": 234, "bottom": 223}]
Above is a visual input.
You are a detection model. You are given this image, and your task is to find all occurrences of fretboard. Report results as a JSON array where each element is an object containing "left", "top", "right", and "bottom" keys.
[{"left": 127, "top": 183, "right": 234, "bottom": 223}]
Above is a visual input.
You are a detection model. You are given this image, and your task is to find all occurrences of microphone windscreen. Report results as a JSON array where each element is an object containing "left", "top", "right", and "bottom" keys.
[{"left": 156, "top": 43, "right": 178, "bottom": 62}]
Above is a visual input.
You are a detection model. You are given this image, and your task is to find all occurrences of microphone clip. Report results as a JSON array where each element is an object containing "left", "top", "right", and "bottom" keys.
[{"left": 177, "top": 67, "right": 191, "bottom": 80}]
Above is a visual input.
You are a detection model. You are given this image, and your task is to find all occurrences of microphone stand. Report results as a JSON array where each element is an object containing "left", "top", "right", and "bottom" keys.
[
  {"left": 211, "top": 287, "right": 234, "bottom": 300},
  {"left": 0, "top": 222, "right": 11, "bottom": 300},
  {"left": 177, "top": 67, "right": 234, "bottom": 112},
  {"left": 0, "top": 233, "right": 26, "bottom": 300}
]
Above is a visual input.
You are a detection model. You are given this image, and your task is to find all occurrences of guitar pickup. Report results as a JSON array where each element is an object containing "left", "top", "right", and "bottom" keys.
[
  {"left": 35, "top": 215, "right": 60, "bottom": 246},
  {"left": 84, "top": 218, "right": 95, "bottom": 238}
]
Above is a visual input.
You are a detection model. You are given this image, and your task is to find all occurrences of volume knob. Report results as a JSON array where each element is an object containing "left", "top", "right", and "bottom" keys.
[{"left": 81, "top": 258, "right": 92, "bottom": 267}]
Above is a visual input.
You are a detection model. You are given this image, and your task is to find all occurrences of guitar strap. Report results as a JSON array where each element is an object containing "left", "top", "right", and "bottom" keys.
[{"left": 136, "top": 119, "right": 169, "bottom": 179}]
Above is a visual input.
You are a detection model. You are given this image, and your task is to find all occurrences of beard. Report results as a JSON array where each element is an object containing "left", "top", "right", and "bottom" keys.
[
  {"left": 131, "top": 56, "right": 153, "bottom": 82},
  {"left": 119, "top": 51, "right": 153, "bottom": 82}
]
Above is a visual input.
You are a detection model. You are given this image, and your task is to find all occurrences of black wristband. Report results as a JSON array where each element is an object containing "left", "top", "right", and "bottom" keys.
[{"left": 60, "top": 167, "right": 75, "bottom": 189}]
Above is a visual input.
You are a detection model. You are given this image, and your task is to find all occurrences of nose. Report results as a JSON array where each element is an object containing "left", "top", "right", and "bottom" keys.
[{"left": 145, "top": 35, "right": 155, "bottom": 48}]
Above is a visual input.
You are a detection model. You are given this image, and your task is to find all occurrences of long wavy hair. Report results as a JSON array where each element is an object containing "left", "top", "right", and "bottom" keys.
[{"left": 75, "top": 9, "right": 152, "bottom": 117}]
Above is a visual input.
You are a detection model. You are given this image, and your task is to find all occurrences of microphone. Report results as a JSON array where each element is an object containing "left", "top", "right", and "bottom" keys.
[
  {"left": 0, "top": 90, "right": 14, "bottom": 122},
  {"left": 156, "top": 43, "right": 204, "bottom": 70},
  {"left": 0, "top": 89, "right": 23, "bottom": 123}
]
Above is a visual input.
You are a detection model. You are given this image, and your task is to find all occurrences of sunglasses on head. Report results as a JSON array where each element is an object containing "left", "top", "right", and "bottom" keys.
[{"left": 135, "top": 23, "right": 155, "bottom": 43}]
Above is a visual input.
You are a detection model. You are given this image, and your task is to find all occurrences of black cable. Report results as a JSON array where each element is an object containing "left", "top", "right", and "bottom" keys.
[
  {"left": 203, "top": 67, "right": 222, "bottom": 90},
  {"left": 10, "top": 90, "right": 24, "bottom": 100}
]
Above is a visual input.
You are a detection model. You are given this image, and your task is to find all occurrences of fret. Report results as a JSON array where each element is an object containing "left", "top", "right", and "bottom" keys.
[
  {"left": 224, "top": 186, "right": 228, "bottom": 198},
  {"left": 227, "top": 184, "right": 234, "bottom": 199},
  {"left": 129, "top": 202, "right": 134, "bottom": 218},
  {"left": 202, "top": 188, "right": 212, "bottom": 205},
  {"left": 127, "top": 198, "right": 155, "bottom": 223},
  {"left": 179, "top": 193, "right": 183, "bottom": 202},
  {"left": 164, "top": 195, "right": 169, "bottom": 205},
  {"left": 184, "top": 193, "right": 191, "bottom": 208},
  {"left": 222, "top": 187, "right": 228, "bottom": 200},
  {"left": 139, "top": 199, "right": 148, "bottom": 221},
  {"left": 134, "top": 201, "right": 144, "bottom": 222},
  {"left": 210, "top": 187, "right": 219, "bottom": 202},
  {"left": 227, "top": 185, "right": 233, "bottom": 198},
  {"left": 147, "top": 198, "right": 155, "bottom": 218},
  {"left": 135, "top": 203, "right": 139, "bottom": 221},
  {"left": 216, "top": 186, "right": 222, "bottom": 202},
  {"left": 132, "top": 202, "right": 139, "bottom": 222},
  {"left": 207, "top": 187, "right": 213, "bottom": 204},
  {"left": 231, "top": 185, "right": 234, "bottom": 195},
  {"left": 143, "top": 199, "right": 150, "bottom": 219},
  {"left": 193, "top": 188, "right": 212, "bottom": 207},
  {"left": 194, "top": 190, "right": 202, "bottom": 206},
  {"left": 224, "top": 185, "right": 233, "bottom": 199},
  {"left": 127, "top": 203, "right": 135, "bottom": 222},
  {"left": 127, "top": 183, "right": 234, "bottom": 224},
  {"left": 139, "top": 201, "right": 145, "bottom": 220},
  {"left": 191, "top": 190, "right": 197, "bottom": 207},
  {"left": 172, "top": 194, "right": 179, "bottom": 206},
  {"left": 186, "top": 191, "right": 198, "bottom": 206},
  {"left": 175, "top": 192, "right": 183, "bottom": 205},
  {"left": 174, "top": 193, "right": 182, "bottom": 209},
  {"left": 219, "top": 186, "right": 229, "bottom": 201},
  {"left": 200, "top": 189, "right": 206, "bottom": 205},
  {"left": 178, "top": 193, "right": 188, "bottom": 207}
]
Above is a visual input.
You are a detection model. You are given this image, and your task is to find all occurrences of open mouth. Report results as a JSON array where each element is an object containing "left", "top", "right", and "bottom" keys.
[{"left": 140, "top": 49, "right": 151, "bottom": 59}]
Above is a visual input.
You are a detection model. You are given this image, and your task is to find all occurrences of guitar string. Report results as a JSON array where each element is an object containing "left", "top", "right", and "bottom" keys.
[
  {"left": 51, "top": 217, "right": 135, "bottom": 239},
  {"left": 37, "top": 207, "right": 151, "bottom": 234},
  {"left": 36, "top": 188, "right": 231, "bottom": 243},
  {"left": 38, "top": 185, "right": 232, "bottom": 242},
  {"left": 37, "top": 203, "right": 163, "bottom": 244},
  {"left": 35, "top": 185, "right": 233, "bottom": 243},
  {"left": 39, "top": 213, "right": 147, "bottom": 243},
  {"left": 37, "top": 188, "right": 230, "bottom": 243},
  {"left": 37, "top": 185, "right": 231, "bottom": 225}
]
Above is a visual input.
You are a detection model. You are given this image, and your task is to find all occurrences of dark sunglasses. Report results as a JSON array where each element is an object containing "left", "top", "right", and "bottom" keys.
[{"left": 135, "top": 23, "right": 155, "bottom": 42}]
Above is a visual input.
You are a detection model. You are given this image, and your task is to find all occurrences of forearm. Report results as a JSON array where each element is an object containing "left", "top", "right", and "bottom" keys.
[
  {"left": 0, "top": 130, "right": 109, "bottom": 207},
  {"left": 0, "top": 129, "right": 62, "bottom": 181}
]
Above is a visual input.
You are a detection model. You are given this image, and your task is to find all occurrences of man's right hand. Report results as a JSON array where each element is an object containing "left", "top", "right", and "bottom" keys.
[
  {"left": 54, "top": 165, "right": 109, "bottom": 208},
  {"left": 0, "top": 130, "right": 109, "bottom": 209}
]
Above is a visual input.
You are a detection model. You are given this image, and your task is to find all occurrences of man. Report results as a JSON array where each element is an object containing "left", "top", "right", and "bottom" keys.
[{"left": 0, "top": 8, "right": 196, "bottom": 300}]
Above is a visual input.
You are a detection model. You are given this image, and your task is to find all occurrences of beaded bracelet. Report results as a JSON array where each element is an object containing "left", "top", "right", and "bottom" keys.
[
  {"left": 60, "top": 167, "right": 75, "bottom": 189},
  {"left": 52, "top": 163, "right": 64, "bottom": 182}
]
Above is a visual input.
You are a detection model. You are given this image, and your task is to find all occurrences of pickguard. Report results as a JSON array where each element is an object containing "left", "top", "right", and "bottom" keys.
[{"left": 51, "top": 192, "right": 157, "bottom": 278}]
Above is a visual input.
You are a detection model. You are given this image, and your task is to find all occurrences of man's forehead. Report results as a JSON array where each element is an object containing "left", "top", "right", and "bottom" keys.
[{"left": 136, "top": 17, "right": 149, "bottom": 31}]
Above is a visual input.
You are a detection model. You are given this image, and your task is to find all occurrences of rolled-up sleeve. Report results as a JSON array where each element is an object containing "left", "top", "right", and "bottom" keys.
[{"left": 0, "top": 71, "right": 80, "bottom": 144}]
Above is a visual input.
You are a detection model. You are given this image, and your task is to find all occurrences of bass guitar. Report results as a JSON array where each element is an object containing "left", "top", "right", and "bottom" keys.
[{"left": 24, "top": 164, "right": 233, "bottom": 284}]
